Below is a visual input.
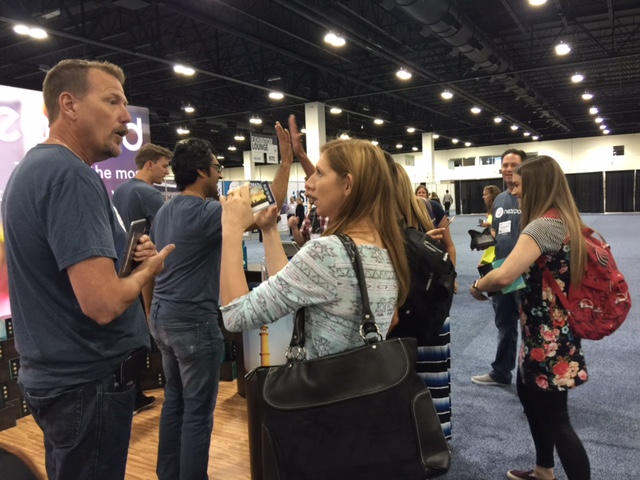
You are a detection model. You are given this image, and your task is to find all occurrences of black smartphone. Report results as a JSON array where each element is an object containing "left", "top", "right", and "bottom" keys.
[{"left": 117, "top": 219, "right": 147, "bottom": 277}]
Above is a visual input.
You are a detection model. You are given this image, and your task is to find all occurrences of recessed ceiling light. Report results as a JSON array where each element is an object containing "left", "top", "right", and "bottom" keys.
[
  {"left": 523, "top": 131, "right": 531, "bottom": 136},
  {"left": 374, "top": 118, "right": 384, "bottom": 125},
  {"left": 571, "top": 73, "right": 584, "bottom": 83},
  {"left": 595, "top": 117, "right": 603, "bottom": 123},
  {"left": 173, "top": 64, "right": 195, "bottom": 76},
  {"left": 432, "top": 134, "right": 440, "bottom": 139},
  {"left": 511, "top": 124, "right": 519, "bottom": 131},
  {"left": 396, "top": 68, "right": 412, "bottom": 80},
  {"left": 330, "top": 107, "right": 342, "bottom": 114},
  {"left": 441, "top": 90, "right": 453, "bottom": 100},
  {"left": 494, "top": 116, "right": 503, "bottom": 123},
  {"left": 452, "top": 138, "right": 459, "bottom": 144},
  {"left": 581, "top": 92, "right": 594, "bottom": 100},
  {"left": 268, "top": 91, "right": 284, "bottom": 100},
  {"left": 555, "top": 41, "right": 571, "bottom": 56},
  {"left": 470, "top": 106, "right": 482, "bottom": 114},
  {"left": 589, "top": 107, "right": 599, "bottom": 115},
  {"left": 406, "top": 127, "right": 416, "bottom": 133}
]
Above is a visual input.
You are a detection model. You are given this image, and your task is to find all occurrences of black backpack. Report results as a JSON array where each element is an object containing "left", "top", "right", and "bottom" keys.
[{"left": 388, "top": 226, "right": 456, "bottom": 345}]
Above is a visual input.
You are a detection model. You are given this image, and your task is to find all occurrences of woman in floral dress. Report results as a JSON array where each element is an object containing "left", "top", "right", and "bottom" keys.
[{"left": 469, "top": 155, "right": 591, "bottom": 480}]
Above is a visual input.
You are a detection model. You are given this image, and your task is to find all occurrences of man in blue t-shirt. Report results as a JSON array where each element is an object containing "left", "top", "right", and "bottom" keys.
[
  {"left": 149, "top": 131, "right": 292, "bottom": 479},
  {"left": 472, "top": 148, "right": 527, "bottom": 386},
  {"left": 1, "top": 59, "right": 174, "bottom": 480},
  {"left": 112, "top": 142, "right": 172, "bottom": 414}
]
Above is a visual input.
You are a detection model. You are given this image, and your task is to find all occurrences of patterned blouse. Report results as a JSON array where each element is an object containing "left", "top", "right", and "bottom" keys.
[
  {"left": 520, "top": 215, "right": 588, "bottom": 392},
  {"left": 221, "top": 235, "right": 398, "bottom": 359}
]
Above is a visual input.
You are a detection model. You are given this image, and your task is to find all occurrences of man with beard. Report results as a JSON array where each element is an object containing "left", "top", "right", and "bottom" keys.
[
  {"left": 149, "top": 127, "right": 292, "bottom": 479},
  {"left": 2, "top": 59, "right": 173, "bottom": 480}
]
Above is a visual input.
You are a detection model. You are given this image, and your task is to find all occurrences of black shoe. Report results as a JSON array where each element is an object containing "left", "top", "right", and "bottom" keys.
[{"left": 133, "top": 395, "right": 156, "bottom": 415}]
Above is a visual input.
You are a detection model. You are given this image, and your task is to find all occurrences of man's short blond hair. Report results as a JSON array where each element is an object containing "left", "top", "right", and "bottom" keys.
[
  {"left": 134, "top": 143, "right": 173, "bottom": 170},
  {"left": 43, "top": 59, "right": 126, "bottom": 125}
]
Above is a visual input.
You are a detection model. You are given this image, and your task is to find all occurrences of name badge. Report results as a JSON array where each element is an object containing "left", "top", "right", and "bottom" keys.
[
  {"left": 498, "top": 221, "right": 511, "bottom": 235},
  {"left": 310, "top": 233, "right": 321, "bottom": 240}
]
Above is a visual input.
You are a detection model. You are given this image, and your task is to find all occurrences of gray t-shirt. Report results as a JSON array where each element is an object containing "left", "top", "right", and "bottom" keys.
[
  {"left": 112, "top": 177, "right": 164, "bottom": 231},
  {"left": 491, "top": 190, "right": 521, "bottom": 260},
  {"left": 2, "top": 144, "right": 149, "bottom": 389},
  {"left": 150, "top": 195, "right": 222, "bottom": 321}
]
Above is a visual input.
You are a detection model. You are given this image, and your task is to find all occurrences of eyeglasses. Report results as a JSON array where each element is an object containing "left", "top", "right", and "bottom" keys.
[{"left": 210, "top": 163, "right": 224, "bottom": 173}]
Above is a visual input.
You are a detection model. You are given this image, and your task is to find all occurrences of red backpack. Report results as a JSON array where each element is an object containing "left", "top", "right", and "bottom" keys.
[{"left": 539, "top": 214, "right": 631, "bottom": 340}]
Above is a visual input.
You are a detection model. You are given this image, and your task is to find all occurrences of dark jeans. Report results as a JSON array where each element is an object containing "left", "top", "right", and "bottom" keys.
[
  {"left": 20, "top": 372, "right": 136, "bottom": 480},
  {"left": 517, "top": 374, "right": 591, "bottom": 479},
  {"left": 150, "top": 308, "right": 224, "bottom": 480},
  {"left": 490, "top": 291, "right": 519, "bottom": 384}
]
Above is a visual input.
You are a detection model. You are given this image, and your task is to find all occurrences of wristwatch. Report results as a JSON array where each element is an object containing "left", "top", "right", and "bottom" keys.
[{"left": 472, "top": 279, "right": 482, "bottom": 292}]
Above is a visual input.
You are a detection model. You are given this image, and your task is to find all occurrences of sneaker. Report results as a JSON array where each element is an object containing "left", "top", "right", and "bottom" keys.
[
  {"left": 507, "top": 469, "right": 557, "bottom": 480},
  {"left": 471, "top": 373, "right": 508, "bottom": 386},
  {"left": 133, "top": 395, "right": 156, "bottom": 415}
]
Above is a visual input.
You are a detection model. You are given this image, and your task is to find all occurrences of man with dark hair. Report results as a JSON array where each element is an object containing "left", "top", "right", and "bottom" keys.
[
  {"left": 2, "top": 58, "right": 173, "bottom": 479},
  {"left": 442, "top": 189, "right": 454, "bottom": 216},
  {"left": 472, "top": 148, "right": 527, "bottom": 386},
  {"left": 149, "top": 126, "right": 292, "bottom": 479},
  {"left": 112, "top": 142, "right": 172, "bottom": 414}
]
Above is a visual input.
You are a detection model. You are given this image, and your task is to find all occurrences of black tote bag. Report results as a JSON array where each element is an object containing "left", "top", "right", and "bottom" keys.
[{"left": 245, "top": 235, "right": 451, "bottom": 480}]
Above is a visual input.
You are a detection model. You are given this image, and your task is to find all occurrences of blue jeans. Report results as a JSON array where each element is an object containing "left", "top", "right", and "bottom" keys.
[
  {"left": 20, "top": 372, "right": 136, "bottom": 480},
  {"left": 150, "top": 306, "right": 224, "bottom": 480},
  {"left": 490, "top": 291, "right": 520, "bottom": 384}
]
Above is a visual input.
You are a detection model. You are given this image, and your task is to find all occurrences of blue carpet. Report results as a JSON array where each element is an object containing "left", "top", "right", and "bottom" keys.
[{"left": 244, "top": 213, "right": 640, "bottom": 479}]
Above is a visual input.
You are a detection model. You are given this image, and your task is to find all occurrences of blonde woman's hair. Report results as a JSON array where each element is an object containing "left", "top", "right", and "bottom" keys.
[
  {"left": 43, "top": 59, "right": 126, "bottom": 125},
  {"left": 516, "top": 155, "right": 587, "bottom": 286},
  {"left": 387, "top": 159, "right": 435, "bottom": 231},
  {"left": 483, "top": 185, "right": 502, "bottom": 215},
  {"left": 321, "top": 139, "right": 410, "bottom": 305}
]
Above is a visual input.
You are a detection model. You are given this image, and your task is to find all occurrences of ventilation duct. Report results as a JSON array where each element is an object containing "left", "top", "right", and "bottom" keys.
[{"left": 394, "top": 0, "right": 571, "bottom": 132}]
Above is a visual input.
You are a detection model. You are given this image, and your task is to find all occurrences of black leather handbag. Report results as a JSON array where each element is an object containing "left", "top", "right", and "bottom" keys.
[
  {"left": 468, "top": 228, "right": 497, "bottom": 251},
  {"left": 244, "top": 234, "right": 451, "bottom": 480}
]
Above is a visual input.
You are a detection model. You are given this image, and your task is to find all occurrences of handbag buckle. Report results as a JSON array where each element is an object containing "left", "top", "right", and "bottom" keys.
[
  {"left": 285, "top": 345, "right": 306, "bottom": 361},
  {"left": 359, "top": 323, "right": 382, "bottom": 343}
]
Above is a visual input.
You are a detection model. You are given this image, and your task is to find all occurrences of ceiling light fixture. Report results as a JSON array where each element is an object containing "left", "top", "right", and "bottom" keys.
[
  {"left": 603, "top": 129, "right": 610, "bottom": 134},
  {"left": 589, "top": 107, "right": 599, "bottom": 115},
  {"left": 329, "top": 107, "right": 342, "bottom": 114},
  {"left": 529, "top": 0, "right": 547, "bottom": 5},
  {"left": 523, "top": 131, "right": 531, "bottom": 137},
  {"left": 494, "top": 116, "right": 503, "bottom": 123},
  {"left": 217, "top": 155, "right": 225, "bottom": 160},
  {"left": 555, "top": 41, "right": 571, "bottom": 56},
  {"left": 234, "top": 133, "right": 245, "bottom": 141},
  {"left": 406, "top": 127, "right": 416, "bottom": 133},
  {"left": 249, "top": 116, "right": 262, "bottom": 125},
  {"left": 396, "top": 143, "right": 403, "bottom": 149},
  {"left": 371, "top": 140, "right": 379, "bottom": 146},
  {"left": 510, "top": 124, "right": 519, "bottom": 131},
  {"left": 581, "top": 92, "right": 594, "bottom": 100},
  {"left": 173, "top": 64, "right": 195, "bottom": 76},
  {"left": 464, "top": 142, "right": 471, "bottom": 147},
  {"left": 374, "top": 118, "right": 384, "bottom": 125},
  {"left": 571, "top": 73, "right": 584, "bottom": 83},
  {"left": 441, "top": 90, "right": 453, "bottom": 100},
  {"left": 300, "top": 128, "right": 307, "bottom": 133},
  {"left": 182, "top": 103, "right": 195, "bottom": 113},
  {"left": 268, "top": 91, "right": 284, "bottom": 100},
  {"left": 532, "top": 135, "right": 539, "bottom": 140},
  {"left": 396, "top": 68, "right": 412, "bottom": 80},
  {"left": 599, "top": 124, "right": 606, "bottom": 130},
  {"left": 470, "top": 106, "right": 482, "bottom": 114},
  {"left": 412, "top": 146, "right": 418, "bottom": 151},
  {"left": 595, "top": 117, "right": 603, "bottom": 123},
  {"left": 433, "top": 134, "right": 440, "bottom": 139},
  {"left": 324, "top": 32, "right": 346, "bottom": 47},
  {"left": 452, "top": 138, "right": 459, "bottom": 144},
  {"left": 340, "top": 133, "right": 350, "bottom": 140},
  {"left": 14, "top": 24, "right": 48, "bottom": 39},
  {"left": 228, "top": 145, "right": 237, "bottom": 151},
  {"left": 176, "top": 127, "right": 190, "bottom": 135}
]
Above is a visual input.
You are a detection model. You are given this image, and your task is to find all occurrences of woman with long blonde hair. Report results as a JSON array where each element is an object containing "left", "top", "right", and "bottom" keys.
[
  {"left": 219, "top": 136, "right": 409, "bottom": 358},
  {"left": 470, "top": 155, "right": 590, "bottom": 480}
]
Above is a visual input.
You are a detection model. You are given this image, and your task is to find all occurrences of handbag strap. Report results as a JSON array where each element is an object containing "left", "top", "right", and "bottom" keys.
[{"left": 286, "top": 234, "right": 380, "bottom": 361}]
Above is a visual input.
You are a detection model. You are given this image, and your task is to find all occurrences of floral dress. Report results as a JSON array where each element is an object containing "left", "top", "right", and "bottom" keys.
[{"left": 519, "top": 216, "right": 588, "bottom": 392}]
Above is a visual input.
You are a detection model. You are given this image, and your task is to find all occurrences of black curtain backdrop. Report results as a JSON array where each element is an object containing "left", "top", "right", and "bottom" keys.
[
  {"left": 605, "top": 170, "right": 635, "bottom": 212},
  {"left": 565, "top": 172, "right": 604, "bottom": 213},
  {"left": 636, "top": 170, "right": 640, "bottom": 212},
  {"left": 457, "top": 177, "right": 504, "bottom": 215}
]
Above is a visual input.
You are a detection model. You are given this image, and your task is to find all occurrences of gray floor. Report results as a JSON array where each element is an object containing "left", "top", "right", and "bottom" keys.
[{"left": 243, "top": 213, "right": 640, "bottom": 480}]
